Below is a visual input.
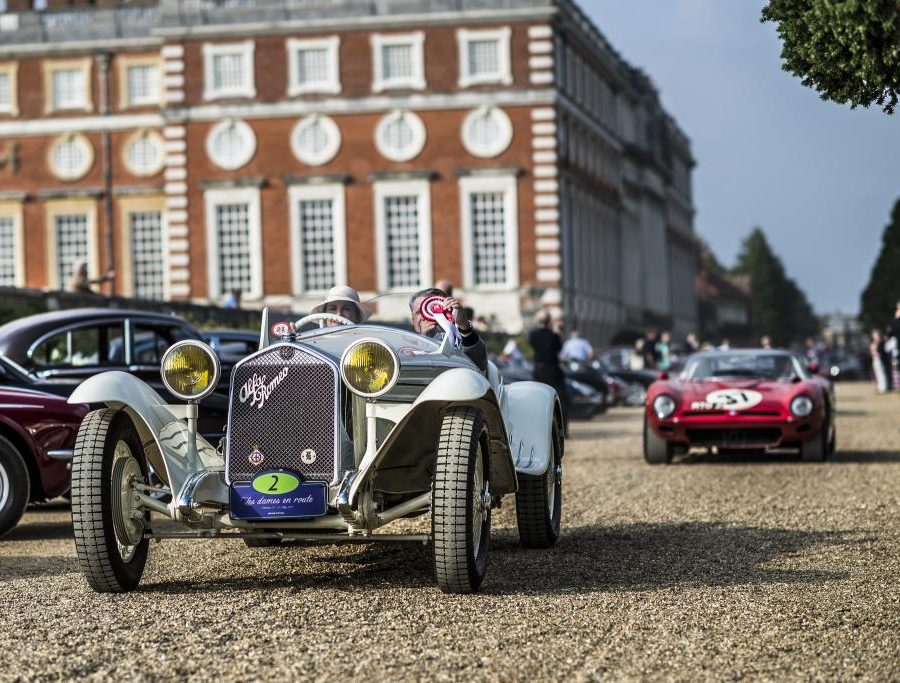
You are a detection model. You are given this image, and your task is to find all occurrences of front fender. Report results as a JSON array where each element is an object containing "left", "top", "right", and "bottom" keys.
[
  {"left": 503, "top": 381, "right": 561, "bottom": 476},
  {"left": 69, "top": 371, "right": 223, "bottom": 496},
  {"left": 350, "top": 368, "right": 518, "bottom": 503}
]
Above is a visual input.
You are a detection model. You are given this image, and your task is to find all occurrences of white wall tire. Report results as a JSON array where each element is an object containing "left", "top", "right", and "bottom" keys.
[
  {"left": 71, "top": 410, "right": 149, "bottom": 593},
  {"left": 0, "top": 436, "right": 29, "bottom": 537},
  {"left": 515, "top": 419, "right": 562, "bottom": 548},
  {"left": 432, "top": 407, "right": 491, "bottom": 594}
]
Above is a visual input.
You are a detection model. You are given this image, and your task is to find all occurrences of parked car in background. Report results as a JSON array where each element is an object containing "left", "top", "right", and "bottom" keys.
[
  {"left": 496, "top": 357, "right": 606, "bottom": 419},
  {"left": 645, "top": 349, "right": 836, "bottom": 464},
  {"left": 200, "top": 328, "right": 260, "bottom": 358},
  {"left": 0, "top": 387, "right": 88, "bottom": 535},
  {"left": 592, "top": 354, "right": 651, "bottom": 406},
  {"left": 0, "top": 308, "right": 232, "bottom": 437}
]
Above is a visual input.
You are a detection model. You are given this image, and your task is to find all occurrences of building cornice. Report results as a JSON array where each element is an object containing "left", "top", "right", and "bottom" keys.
[
  {"left": 152, "top": 6, "right": 557, "bottom": 40},
  {"left": 0, "top": 37, "right": 161, "bottom": 58}
]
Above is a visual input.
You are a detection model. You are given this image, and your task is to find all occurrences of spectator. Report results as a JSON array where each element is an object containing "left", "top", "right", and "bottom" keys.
[
  {"left": 434, "top": 279, "right": 454, "bottom": 297},
  {"left": 656, "top": 332, "right": 672, "bottom": 370},
  {"left": 871, "top": 330, "right": 888, "bottom": 394},
  {"left": 630, "top": 338, "right": 646, "bottom": 370},
  {"left": 501, "top": 338, "right": 525, "bottom": 364},
  {"left": 642, "top": 329, "right": 659, "bottom": 369},
  {"left": 223, "top": 288, "right": 242, "bottom": 309},
  {"left": 718, "top": 338, "right": 731, "bottom": 351},
  {"left": 889, "top": 301, "right": 900, "bottom": 391},
  {"left": 760, "top": 335, "right": 772, "bottom": 349},
  {"left": 561, "top": 329, "right": 594, "bottom": 363},
  {"left": 68, "top": 261, "right": 114, "bottom": 294},
  {"left": 685, "top": 332, "right": 700, "bottom": 354},
  {"left": 529, "top": 310, "right": 568, "bottom": 435}
]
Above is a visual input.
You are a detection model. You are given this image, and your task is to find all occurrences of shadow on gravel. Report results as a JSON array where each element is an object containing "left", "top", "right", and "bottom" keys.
[
  {"left": 486, "top": 522, "right": 858, "bottom": 595},
  {"left": 680, "top": 448, "right": 900, "bottom": 465},
  {"left": 3, "top": 520, "right": 73, "bottom": 542},
  {"left": 569, "top": 429, "right": 638, "bottom": 441},
  {"left": 140, "top": 522, "right": 858, "bottom": 596},
  {"left": 0, "top": 556, "right": 75, "bottom": 582}
]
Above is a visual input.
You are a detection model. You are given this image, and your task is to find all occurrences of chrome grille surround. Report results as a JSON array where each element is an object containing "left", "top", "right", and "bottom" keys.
[{"left": 225, "top": 342, "right": 340, "bottom": 485}]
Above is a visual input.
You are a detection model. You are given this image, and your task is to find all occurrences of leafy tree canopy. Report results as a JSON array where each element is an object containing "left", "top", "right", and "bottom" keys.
[
  {"left": 860, "top": 198, "right": 900, "bottom": 329},
  {"left": 761, "top": 0, "right": 900, "bottom": 113},
  {"left": 733, "top": 227, "right": 819, "bottom": 345}
]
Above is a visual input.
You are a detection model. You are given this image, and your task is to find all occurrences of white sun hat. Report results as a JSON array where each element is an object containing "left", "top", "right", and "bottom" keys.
[{"left": 310, "top": 285, "right": 370, "bottom": 321}]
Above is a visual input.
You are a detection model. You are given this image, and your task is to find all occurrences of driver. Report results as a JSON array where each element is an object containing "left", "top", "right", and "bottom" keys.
[
  {"left": 311, "top": 286, "right": 369, "bottom": 326},
  {"left": 409, "top": 288, "right": 487, "bottom": 372}
]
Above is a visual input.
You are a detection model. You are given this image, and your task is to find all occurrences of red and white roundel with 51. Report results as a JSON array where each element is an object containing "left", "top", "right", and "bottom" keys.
[{"left": 704, "top": 389, "right": 763, "bottom": 411}]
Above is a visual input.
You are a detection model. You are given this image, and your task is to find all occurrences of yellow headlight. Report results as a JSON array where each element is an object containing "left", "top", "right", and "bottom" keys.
[
  {"left": 160, "top": 341, "right": 220, "bottom": 401},
  {"left": 340, "top": 340, "right": 398, "bottom": 397}
]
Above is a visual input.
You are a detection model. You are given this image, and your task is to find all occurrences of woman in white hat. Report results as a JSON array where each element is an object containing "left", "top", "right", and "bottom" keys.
[{"left": 311, "top": 286, "right": 369, "bottom": 326}]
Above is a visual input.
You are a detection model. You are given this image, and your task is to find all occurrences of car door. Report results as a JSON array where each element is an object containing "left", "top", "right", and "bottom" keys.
[{"left": 27, "top": 321, "right": 127, "bottom": 396}]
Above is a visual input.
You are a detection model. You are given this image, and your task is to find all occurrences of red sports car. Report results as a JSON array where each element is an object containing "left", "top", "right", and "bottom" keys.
[
  {"left": 644, "top": 349, "right": 835, "bottom": 464},
  {"left": 0, "top": 387, "right": 88, "bottom": 535}
]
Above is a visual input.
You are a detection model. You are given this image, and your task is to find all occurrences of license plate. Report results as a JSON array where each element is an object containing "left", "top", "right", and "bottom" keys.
[{"left": 229, "top": 469, "right": 328, "bottom": 520}]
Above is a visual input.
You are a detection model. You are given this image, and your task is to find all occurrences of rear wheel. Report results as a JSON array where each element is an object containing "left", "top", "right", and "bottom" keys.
[
  {"left": 0, "top": 436, "right": 29, "bottom": 537},
  {"left": 643, "top": 416, "right": 674, "bottom": 464},
  {"left": 72, "top": 410, "right": 149, "bottom": 593},
  {"left": 516, "top": 419, "right": 562, "bottom": 548},
  {"left": 432, "top": 407, "right": 491, "bottom": 594}
]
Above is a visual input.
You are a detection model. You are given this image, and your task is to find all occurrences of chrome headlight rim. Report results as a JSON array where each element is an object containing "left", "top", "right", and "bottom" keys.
[
  {"left": 652, "top": 394, "right": 677, "bottom": 420},
  {"left": 339, "top": 338, "right": 400, "bottom": 399},
  {"left": 790, "top": 395, "right": 815, "bottom": 418},
  {"left": 160, "top": 340, "right": 221, "bottom": 402}
]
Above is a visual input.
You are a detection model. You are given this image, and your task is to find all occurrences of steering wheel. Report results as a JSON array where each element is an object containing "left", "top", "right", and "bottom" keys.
[{"left": 292, "top": 312, "right": 356, "bottom": 331}]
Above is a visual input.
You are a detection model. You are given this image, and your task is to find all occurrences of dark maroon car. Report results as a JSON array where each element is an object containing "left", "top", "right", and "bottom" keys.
[{"left": 0, "top": 386, "right": 88, "bottom": 535}]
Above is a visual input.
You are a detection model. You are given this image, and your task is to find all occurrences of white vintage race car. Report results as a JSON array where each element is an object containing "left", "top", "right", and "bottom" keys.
[{"left": 68, "top": 310, "right": 563, "bottom": 594}]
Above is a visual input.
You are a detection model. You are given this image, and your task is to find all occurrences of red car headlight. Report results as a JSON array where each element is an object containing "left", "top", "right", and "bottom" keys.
[
  {"left": 790, "top": 396, "right": 814, "bottom": 417},
  {"left": 652, "top": 394, "right": 677, "bottom": 419}
]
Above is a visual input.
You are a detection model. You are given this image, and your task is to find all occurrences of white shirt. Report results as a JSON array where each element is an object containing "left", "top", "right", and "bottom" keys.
[{"left": 561, "top": 337, "right": 593, "bottom": 362}]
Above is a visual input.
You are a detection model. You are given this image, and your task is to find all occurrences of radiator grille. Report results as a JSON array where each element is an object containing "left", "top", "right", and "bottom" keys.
[{"left": 226, "top": 344, "right": 338, "bottom": 484}]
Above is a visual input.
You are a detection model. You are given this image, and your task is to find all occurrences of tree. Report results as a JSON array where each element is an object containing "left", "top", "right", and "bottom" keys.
[
  {"left": 860, "top": 199, "right": 900, "bottom": 329},
  {"left": 761, "top": 0, "right": 900, "bottom": 114},
  {"left": 733, "top": 227, "right": 819, "bottom": 345}
]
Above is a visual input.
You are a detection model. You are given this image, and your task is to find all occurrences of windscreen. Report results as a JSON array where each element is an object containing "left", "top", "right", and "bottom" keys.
[{"left": 683, "top": 352, "right": 805, "bottom": 381}]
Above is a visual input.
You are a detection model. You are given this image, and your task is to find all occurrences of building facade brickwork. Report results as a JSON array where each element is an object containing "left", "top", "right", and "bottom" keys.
[{"left": 0, "top": 0, "right": 697, "bottom": 339}]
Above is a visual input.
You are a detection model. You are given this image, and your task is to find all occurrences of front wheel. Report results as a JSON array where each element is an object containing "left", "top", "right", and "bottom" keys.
[
  {"left": 516, "top": 419, "right": 562, "bottom": 548},
  {"left": 0, "top": 436, "right": 30, "bottom": 537},
  {"left": 801, "top": 411, "right": 829, "bottom": 463},
  {"left": 432, "top": 407, "right": 491, "bottom": 594},
  {"left": 71, "top": 410, "right": 149, "bottom": 593},
  {"left": 643, "top": 415, "right": 674, "bottom": 464}
]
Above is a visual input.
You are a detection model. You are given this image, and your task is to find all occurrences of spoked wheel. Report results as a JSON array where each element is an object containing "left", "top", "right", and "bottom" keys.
[
  {"left": 72, "top": 409, "right": 149, "bottom": 593},
  {"left": 0, "top": 436, "right": 29, "bottom": 537},
  {"left": 516, "top": 418, "right": 562, "bottom": 548},
  {"left": 432, "top": 407, "right": 491, "bottom": 594}
]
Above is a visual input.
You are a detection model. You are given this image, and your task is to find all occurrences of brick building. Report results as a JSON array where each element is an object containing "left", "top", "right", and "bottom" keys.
[{"left": 0, "top": 0, "right": 698, "bottom": 339}]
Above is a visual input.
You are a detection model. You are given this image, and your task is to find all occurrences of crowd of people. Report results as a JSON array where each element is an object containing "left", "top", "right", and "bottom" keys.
[{"left": 870, "top": 301, "right": 900, "bottom": 394}]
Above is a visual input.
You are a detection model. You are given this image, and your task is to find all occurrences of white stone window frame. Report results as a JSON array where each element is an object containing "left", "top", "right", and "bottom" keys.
[
  {"left": 288, "top": 183, "right": 347, "bottom": 296},
  {"left": 290, "top": 114, "right": 342, "bottom": 166},
  {"left": 374, "top": 109, "right": 427, "bottom": 163},
  {"left": 0, "top": 201, "right": 25, "bottom": 287},
  {"left": 47, "top": 133, "right": 94, "bottom": 182},
  {"left": 456, "top": 27, "right": 512, "bottom": 88},
  {"left": 45, "top": 199, "right": 98, "bottom": 291},
  {"left": 43, "top": 58, "right": 92, "bottom": 114},
  {"left": 117, "top": 55, "right": 162, "bottom": 109},
  {"left": 202, "top": 41, "right": 256, "bottom": 102},
  {"left": 205, "top": 118, "right": 257, "bottom": 171},
  {"left": 459, "top": 174, "right": 519, "bottom": 291},
  {"left": 460, "top": 105, "right": 513, "bottom": 158},
  {"left": 373, "top": 178, "right": 432, "bottom": 293},
  {"left": 122, "top": 128, "right": 165, "bottom": 177},
  {"left": 287, "top": 36, "right": 341, "bottom": 96},
  {"left": 0, "top": 63, "right": 19, "bottom": 116},
  {"left": 370, "top": 32, "right": 426, "bottom": 93},
  {"left": 204, "top": 187, "right": 263, "bottom": 302}
]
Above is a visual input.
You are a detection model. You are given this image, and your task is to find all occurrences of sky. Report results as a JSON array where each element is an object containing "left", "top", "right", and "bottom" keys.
[{"left": 583, "top": 0, "right": 899, "bottom": 314}]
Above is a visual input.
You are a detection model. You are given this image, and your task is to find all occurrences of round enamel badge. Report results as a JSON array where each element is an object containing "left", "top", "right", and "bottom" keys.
[{"left": 300, "top": 448, "right": 317, "bottom": 465}]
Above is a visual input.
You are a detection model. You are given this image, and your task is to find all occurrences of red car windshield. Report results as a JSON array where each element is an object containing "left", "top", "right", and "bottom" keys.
[{"left": 684, "top": 353, "right": 806, "bottom": 381}]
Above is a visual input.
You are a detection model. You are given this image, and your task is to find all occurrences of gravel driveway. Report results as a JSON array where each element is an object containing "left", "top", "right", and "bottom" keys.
[{"left": 2, "top": 382, "right": 899, "bottom": 681}]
